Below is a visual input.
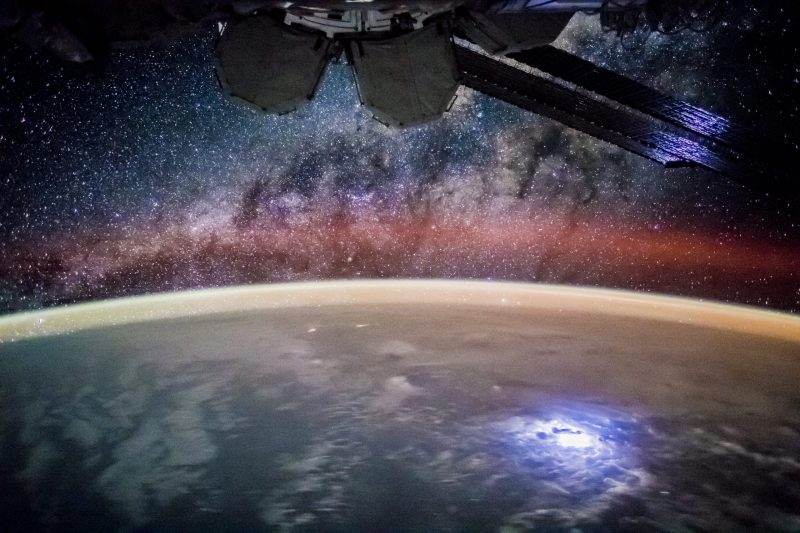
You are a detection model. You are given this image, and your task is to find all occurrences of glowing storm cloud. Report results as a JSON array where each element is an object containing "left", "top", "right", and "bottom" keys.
[{"left": 492, "top": 405, "right": 649, "bottom": 505}]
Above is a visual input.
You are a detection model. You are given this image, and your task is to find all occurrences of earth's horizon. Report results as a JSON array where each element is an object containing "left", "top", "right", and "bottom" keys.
[{"left": 2, "top": 280, "right": 799, "bottom": 344}]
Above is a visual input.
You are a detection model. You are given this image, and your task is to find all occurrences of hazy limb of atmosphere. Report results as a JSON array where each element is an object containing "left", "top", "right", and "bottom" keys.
[{"left": 0, "top": 2, "right": 798, "bottom": 314}]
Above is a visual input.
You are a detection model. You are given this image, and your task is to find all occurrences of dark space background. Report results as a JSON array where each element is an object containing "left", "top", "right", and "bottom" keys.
[{"left": 0, "top": 1, "right": 798, "bottom": 314}]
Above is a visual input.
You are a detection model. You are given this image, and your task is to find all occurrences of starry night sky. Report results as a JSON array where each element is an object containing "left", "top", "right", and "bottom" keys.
[{"left": 1, "top": 2, "right": 798, "bottom": 314}]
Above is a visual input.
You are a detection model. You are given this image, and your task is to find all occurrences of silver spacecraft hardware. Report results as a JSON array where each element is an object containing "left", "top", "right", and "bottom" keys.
[{"left": 2, "top": 0, "right": 796, "bottom": 192}]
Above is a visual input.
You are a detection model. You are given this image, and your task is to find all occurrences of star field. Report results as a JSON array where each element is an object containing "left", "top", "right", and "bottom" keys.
[{"left": 0, "top": 5, "right": 798, "bottom": 314}]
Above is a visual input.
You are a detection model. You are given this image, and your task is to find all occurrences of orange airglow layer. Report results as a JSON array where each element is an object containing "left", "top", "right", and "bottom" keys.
[{"left": 1, "top": 212, "right": 797, "bottom": 312}]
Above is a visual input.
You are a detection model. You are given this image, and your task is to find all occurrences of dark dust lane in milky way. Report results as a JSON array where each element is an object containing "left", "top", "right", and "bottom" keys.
[{"left": 0, "top": 2, "right": 798, "bottom": 314}]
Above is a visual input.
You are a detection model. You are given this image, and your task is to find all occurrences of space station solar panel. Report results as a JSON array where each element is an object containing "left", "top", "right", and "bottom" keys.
[
  {"left": 350, "top": 23, "right": 459, "bottom": 127},
  {"left": 509, "top": 46, "right": 754, "bottom": 151},
  {"left": 455, "top": 45, "right": 794, "bottom": 192},
  {"left": 215, "top": 16, "right": 330, "bottom": 114}
]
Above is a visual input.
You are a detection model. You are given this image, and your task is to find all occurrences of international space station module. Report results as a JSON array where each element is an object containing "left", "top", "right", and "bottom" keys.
[{"left": 2, "top": 0, "right": 796, "bottom": 192}]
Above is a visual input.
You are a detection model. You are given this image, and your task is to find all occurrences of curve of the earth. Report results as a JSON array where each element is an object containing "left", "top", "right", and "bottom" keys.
[{"left": 1, "top": 280, "right": 799, "bottom": 343}]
